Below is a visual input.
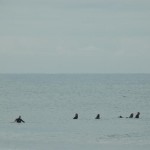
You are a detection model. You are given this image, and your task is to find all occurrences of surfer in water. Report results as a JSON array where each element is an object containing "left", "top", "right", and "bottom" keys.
[
  {"left": 119, "top": 113, "right": 134, "bottom": 118},
  {"left": 129, "top": 113, "right": 134, "bottom": 118},
  {"left": 95, "top": 114, "right": 100, "bottom": 119},
  {"left": 135, "top": 112, "right": 140, "bottom": 118},
  {"left": 14, "top": 116, "right": 25, "bottom": 123},
  {"left": 119, "top": 115, "right": 123, "bottom": 118},
  {"left": 73, "top": 113, "right": 78, "bottom": 119}
]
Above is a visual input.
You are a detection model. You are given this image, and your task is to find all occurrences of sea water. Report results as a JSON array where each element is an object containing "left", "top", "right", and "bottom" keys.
[{"left": 0, "top": 74, "right": 150, "bottom": 150}]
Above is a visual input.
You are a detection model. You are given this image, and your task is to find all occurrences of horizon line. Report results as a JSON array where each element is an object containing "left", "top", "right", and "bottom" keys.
[{"left": 0, "top": 73, "right": 150, "bottom": 75}]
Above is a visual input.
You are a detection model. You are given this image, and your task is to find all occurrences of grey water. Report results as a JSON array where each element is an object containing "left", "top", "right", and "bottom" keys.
[{"left": 0, "top": 74, "right": 150, "bottom": 150}]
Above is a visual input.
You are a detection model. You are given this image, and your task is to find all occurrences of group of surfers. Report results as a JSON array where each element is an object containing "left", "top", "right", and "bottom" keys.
[
  {"left": 13, "top": 112, "right": 140, "bottom": 123},
  {"left": 118, "top": 112, "right": 140, "bottom": 119},
  {"left": 73, "top": 112, "right": 140, "bottom": 119}
]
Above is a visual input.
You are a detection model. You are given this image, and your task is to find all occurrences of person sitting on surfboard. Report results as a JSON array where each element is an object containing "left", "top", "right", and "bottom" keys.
[
  {"left": 129, "top": 113, "right": 134, "bottom": 118},
  {"left": 95, "top": 114, "right": 100, "bottom": 119},
  {"left": 73, "top": 113, "right": 78, "bottom": 119},
  {"left": 135, "top": 112, "right": 140, "bottom": 118},
  {"left": 14, "top": 116, "right": 25, "bottom": 123}
]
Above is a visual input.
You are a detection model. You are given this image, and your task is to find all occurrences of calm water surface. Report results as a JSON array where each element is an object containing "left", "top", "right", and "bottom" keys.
[{"left": 0, "top": 74, "right": 150, "bottom": 149}]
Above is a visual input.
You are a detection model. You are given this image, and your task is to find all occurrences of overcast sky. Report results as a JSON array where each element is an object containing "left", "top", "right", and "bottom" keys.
[{"left": 0, "top": 0, "right": 150, "bottom": 73}]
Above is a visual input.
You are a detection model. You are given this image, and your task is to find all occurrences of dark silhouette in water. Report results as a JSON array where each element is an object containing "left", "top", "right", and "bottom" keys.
[
  {"left": 135, "top": 112, "right": 140, "bottom": 118},
  {"left": 73, "top": 113, "right": 78, "bottom": 119},
  {"left": 95, "top": 114, "right": 100, "bottom": 119},
  {"left": 120, "top": 113, "right": 134, "bottom": 118},
  {"left": 119, "top": 116, "right": 123, "bottom": 118},
  {"left": 129, "top": 113, "right": 134, "bottom": 118},
  {"left": 14, "top": 116, "right": 25, "bottom": 123}
]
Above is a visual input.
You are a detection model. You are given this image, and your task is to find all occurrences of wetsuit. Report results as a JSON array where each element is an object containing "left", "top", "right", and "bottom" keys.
[{"left": 15, "top": 117, "right": 25, "bottom": 123}]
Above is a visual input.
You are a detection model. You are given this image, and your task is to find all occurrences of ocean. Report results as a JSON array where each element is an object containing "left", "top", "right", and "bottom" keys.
[{"left": 0, "top": 74, "right": 150, "bottom": 150}]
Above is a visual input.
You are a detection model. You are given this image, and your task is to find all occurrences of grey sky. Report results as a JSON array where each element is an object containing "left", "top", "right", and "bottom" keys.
[{"left": 0, "top": 0, "right": 150, "bottom": 73}]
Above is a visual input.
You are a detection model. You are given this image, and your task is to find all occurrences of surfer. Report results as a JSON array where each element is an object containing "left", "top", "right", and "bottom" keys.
[
  {"left": 73, "top": 113, "right": 78, "bottom": 119},
  {"left": 14, "top": 116, "right": 25, "bottom": 123},
  {"left": 129, "top": 113, "right": 134, "bottom": 118},
  {"left": 119, "top": 115, "right": 123, "bottom": 118},
  {"left": 95, "top": 114, "right": 100, "bottom": 119},
  {"left": 135, "top": 112, "right": 140, "bottom": 118}
]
